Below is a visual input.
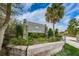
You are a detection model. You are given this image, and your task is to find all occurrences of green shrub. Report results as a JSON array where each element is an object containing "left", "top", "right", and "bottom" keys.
[
  {"left": 36, "top": 37, "right": 47, "bottom": 44},
  {"left": 47, "top": 28, "right": 63, "bottom": 42},
  {"left": 9, "top": 38, "right": 27, "bottom": 45},
  {"left": 28, "top": 36, "right": 34, "bottom": 45},
  {"left": 48, "top": 28, "right": 53, "bottom": 38},
  {"left": 48, "top": 35, "right": 62, "bottom": 42}
]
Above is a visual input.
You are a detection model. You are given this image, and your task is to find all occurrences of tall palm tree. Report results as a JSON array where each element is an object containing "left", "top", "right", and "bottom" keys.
[{"left": 45, "top": 3, "right": 64, "bottom": 38}]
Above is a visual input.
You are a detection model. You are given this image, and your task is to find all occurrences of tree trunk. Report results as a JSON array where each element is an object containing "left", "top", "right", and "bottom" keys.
[
  {"left": 0, "top": 3, "right": 11, "bottom": 50},
  {"left": 0, "top": 25, "right": 7, "bottom": 50}
]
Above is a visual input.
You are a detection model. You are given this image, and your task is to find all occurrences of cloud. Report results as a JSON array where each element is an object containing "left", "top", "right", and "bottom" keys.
[
  {"left": 65, "top": 4, "right": 79, "bottom": 16},
  {"left": 16, "top": 8, "right": 47, "bottom": 24},
  {"left": 75, "top": 15, "right": 79, "bottom": 21},
  {"left": 22, "top": 3, "right": 33, "bottom": 12},
  {"left": 46, "top": 22, "right": 68, "bottom": 32},
  {"left": 60, "top": 15, "right": 72, "bottom": 25},
  {"left": 64, "top": 3, "right": 75, "bottom": 13},
  {"left": 16, "top": 3, "right": 79, "bottom": 32},
  {"left": 55, "top": 24, "right": 67, "bottom": 32}
]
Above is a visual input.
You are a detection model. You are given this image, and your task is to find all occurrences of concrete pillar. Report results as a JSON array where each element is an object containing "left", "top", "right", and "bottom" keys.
[
  {"left": 45, "top": 24, "right": 48, "bottom": 40},
  {"left": 23, "top": 19, "right": 28, "bottom": 40}
]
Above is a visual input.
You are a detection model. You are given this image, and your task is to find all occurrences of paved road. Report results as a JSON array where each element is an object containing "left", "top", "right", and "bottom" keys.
[{"left": 66, "top": 36, "right": 79, "bottom": 49}]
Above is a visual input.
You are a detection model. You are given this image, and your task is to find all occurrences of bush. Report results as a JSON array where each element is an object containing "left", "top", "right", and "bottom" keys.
[
  {"left": 48, "top": 28, "right": 53, "bottom": 38},
  {"left": 35, "top": 37, "right": 48, "bottom": 44},
  {"left": 9, "top": 38, "right": 27, "bottom": 45},
  {"left": 28, "top": 36, "right": 34, "bottom": 45},
  {"left": 48, "top": 29, "right": 63, "bottom": 42}
]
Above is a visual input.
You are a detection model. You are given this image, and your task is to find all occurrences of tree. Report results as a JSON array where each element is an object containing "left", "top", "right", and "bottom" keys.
[
  {"left": 0, "top": 4, "right": 11, "bottom": 50},
  {"left": 55, "top": 29, "right": 59, "bottom": 36},
  {"left": 3, "top": 20, "right": 17, "bottom": 47},
  {"left": 45, "top": 3, "right": 64, "bottom": 38},
  {"left": 48, "top": 28, "right": 53, "bottom": 38},
  {"left": 67, "top": 18, "right": 79, "bottom": 37},
  {"left": 0, "top": 3, "right": 25, "bottom": 50}
]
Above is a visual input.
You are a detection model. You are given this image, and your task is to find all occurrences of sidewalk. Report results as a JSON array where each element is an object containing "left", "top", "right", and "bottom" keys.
[{"left": 66, "top": 36, "right": 79, "bottom": 49}]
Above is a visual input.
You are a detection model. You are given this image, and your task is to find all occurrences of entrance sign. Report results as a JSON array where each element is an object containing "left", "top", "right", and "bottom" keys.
[
  {"left": 23, "top": 19, "right": 48, "bottom": 40},
  {"left": 27, "top": 21, "right": 46, "bottom": 33}
]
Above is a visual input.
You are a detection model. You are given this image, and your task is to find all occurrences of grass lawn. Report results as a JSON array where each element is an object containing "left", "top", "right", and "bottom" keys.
[{"left": 54, "top": 43, "right": 79, "bottom": 56}]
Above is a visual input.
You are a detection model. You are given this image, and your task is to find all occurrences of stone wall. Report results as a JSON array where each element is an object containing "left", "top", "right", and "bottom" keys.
[
  {"left": 7, "top": 46, "right": 27, "bottom": 56},
  {"left": 7, "top": 41, "right": 64, "bottom": 56}
]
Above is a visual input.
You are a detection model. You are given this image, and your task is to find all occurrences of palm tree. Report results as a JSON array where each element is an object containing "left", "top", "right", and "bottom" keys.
[{"left": 45, "top": 3, "right": 64, "bottom": 38}]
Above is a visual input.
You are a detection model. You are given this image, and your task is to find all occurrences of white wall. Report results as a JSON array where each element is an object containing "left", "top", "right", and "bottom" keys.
[{"left": 27, "top": 21, "right": 46, "bottom": 33}]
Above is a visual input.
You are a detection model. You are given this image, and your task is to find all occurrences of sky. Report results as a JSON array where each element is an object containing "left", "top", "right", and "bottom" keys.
[{"left": 16, "top": 3, "right": 79, "bottom": 32}]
